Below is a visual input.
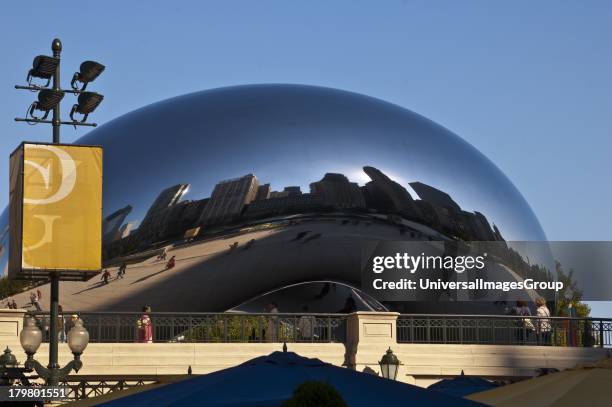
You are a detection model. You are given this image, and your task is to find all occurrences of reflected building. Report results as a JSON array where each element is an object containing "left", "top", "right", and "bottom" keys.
[
  {"left": 139, "top": 184, "right": 189, "bottom": 230},
  {"left": 102, "top": 205, "right": 132, "bottom": 244},
  {"left": 118, "top": 222, "right": 135, "bottom": 239},
  {"left": 270, "top": 186, "right": 302, "bottom": 199},
  {"left": 255, "top": 184, "right": 271, "bottom": 201},
  {"left": 245, "top": 192, "right": 323, "bottom": 219},
  {"left": 410, "top": 182, "right": 461, "bottom": 212},
  {"left": 362, "top": 166, "right": 422, "bottom": 221},
  {"left": 199, "top": 174, "right": 259, "bottom": 226},
  {"left": 310, "top": 173, "right": 365, "bottom": 209}
]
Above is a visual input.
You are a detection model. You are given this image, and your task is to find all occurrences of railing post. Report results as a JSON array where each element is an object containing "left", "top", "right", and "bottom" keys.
[
  {"left": 98, "top": 314, "right": 102, "bottom": 343},
  {"left": 115, "top": 315, "right": 120, "bottom": 342},
  {"left": 223, "top": 315, "right": 228, "bottom": 342},
  {"left": 258, "top": 315, "right": 262, "bottom": 343},
  {"left": 599, "top": 319, "right": 604, "bottom": 348},
  {"left": 442, "top": 317, "right": 447, "bottom": 344}
]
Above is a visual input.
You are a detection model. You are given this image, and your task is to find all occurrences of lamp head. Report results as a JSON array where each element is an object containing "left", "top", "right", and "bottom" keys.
[
  {"left": 67, "top": 317, "right": 89, "bottom": 355},
  {"left": 27, "top": 55, "right": 59, "bottom": 86},
  {"left": 71, "top": 61, "right": 105, "bottom": 90},
  {"left": 19, "top": 316, "right": 42, "bottom": 355},
  {"left": 378, "top": 347, "right": 401, "bottom": 380},
  {"left": 70, "top": 92, "right": 103, "bottom": 122}
]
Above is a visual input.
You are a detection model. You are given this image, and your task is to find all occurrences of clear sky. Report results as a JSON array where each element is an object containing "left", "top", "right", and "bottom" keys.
[{"left": 1, "top": 1, "right": 611, "bottom": 313}]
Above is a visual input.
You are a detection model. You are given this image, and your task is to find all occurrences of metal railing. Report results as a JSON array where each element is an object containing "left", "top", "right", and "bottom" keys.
[
  {"left": 396, "top": 314, "right": 612, "bottom": 347},
  {"left": 27, "top": 312, "right": 612, "bottom": 347},
  {"left": 29, "top": 312, "right": 347, "bottom": 344}
]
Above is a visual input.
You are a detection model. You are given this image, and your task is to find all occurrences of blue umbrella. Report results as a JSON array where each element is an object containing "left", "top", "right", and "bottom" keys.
[
  {"left": 101, "top": 350, "right": 485, "bottom": 406},
  {"left": 428, "top": 370, "right": 499, "bottom": 398}
]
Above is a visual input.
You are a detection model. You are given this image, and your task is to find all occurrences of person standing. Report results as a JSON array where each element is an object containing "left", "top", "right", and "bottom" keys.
[
  {"left": 511, "top": 300, "right": 534, "bottom": 344},
  {"left": 30, "top": 292, "right": 41, "bottom": 311},
  {"left": 65, "top": 314, "right": 79, "bottom": 333},
  {"left": 57, "top": 305, "right": 66, "bottom": 343},
  {"left": 536, "top": 297, "right": 552, "bottom": 345},
  {"left": 137, "top": 306, "right": 153, "bottom": 343},
  {"left": 266, "top": 302, "right": 279, "bottom": 342},
  {"left": 298, "top": 305, "right": 314, "bottom": 341}
]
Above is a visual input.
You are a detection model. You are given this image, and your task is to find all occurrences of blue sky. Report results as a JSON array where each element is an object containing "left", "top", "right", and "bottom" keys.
[{"left": 1, "top": 1, "right": 611, "bottom": 313}]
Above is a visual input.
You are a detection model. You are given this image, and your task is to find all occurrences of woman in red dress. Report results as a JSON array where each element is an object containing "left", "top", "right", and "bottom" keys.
[{"left": 137, "top": 306, "right": 153, "bottom": 343}]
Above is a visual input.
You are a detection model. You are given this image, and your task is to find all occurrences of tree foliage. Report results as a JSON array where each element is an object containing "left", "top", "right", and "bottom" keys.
[
  {"left": 282, "top": 381, "right": 347, "bottom": 407},
  {"left": 555, "top": 261, "right": 590, "bottom": 317}
]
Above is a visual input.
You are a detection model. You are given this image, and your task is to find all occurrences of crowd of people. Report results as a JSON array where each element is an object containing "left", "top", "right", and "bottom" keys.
[
  {"left": 5, "top": 297, "right": 18, "bottom": 309},
  {"left": 506, "top": 297, "right": 552, "bottom": 345}
]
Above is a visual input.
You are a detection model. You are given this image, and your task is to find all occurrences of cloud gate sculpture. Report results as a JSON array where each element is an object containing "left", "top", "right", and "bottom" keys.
[{"left": 0, "top": 84, "right": 551, "bottom": 313}]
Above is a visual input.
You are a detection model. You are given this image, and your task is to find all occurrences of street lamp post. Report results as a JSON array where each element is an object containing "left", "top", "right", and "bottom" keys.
[
  {"left": 14, "top": 38, "right": 104, "bottom": 386},
  {"left": 20, "top": 315, "right": 89, "bottom": 383}
]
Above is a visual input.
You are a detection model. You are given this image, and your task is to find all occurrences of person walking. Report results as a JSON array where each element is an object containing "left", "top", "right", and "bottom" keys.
[
  {"left": 117, "top": 263, "right": 127, "bottom": 279},
  {"left": 137, "top": 306, "right": 153, "bottom": 343},
  {"left": 166, "top": 256, "right": 176, "bottom": 270},
  {"left": 536, "top": 297, "right": 552, "bottom": 345},
  {"left": 101, "top": 269, "right": 111, "bottom": 284}
]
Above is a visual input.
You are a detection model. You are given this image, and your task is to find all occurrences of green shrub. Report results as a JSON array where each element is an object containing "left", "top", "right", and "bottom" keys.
[{"left": 282, "top": 381, "right": 347, "bottom": 407}]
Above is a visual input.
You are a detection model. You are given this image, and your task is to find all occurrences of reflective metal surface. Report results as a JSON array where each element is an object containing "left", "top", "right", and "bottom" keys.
[{"left": 1, "top": 84, "right": 549, "bottom": 312}]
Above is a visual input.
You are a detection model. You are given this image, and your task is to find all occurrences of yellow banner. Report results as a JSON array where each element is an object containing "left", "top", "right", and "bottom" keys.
[{"left": 19, "top": 143, "right": 102, "bottom": 271}]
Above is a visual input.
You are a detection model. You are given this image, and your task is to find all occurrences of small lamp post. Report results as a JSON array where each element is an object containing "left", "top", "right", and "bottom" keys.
[
  {"left": 378, "top": 347, "right": 401, "bottom": 381},
  {"left": 0, "top": 347, "right": 18, "bottom": 370},
  {"left": 0, "top": 347, "right": 18, "bottom": 385},
  {"left": 0, "top": 347, "right": 31, "bottom": 386},
  {"left": 20, "top": 315, "right": 89, "bottom": 383}
]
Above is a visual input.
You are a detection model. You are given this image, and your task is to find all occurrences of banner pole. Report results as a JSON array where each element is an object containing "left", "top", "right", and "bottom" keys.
[{"left": 46, "top": 38, "right": 62, "bottom": 386}]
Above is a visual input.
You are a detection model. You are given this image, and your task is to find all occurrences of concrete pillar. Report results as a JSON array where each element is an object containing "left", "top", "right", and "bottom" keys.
[
  {"left": 0, "top": 309, "right": 27, "bottom": 353},
  {"left": 345, "top": 312, "right": 406, "bottom": 380}
]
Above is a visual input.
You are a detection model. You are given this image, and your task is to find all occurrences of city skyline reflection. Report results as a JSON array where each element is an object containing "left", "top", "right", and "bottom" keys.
[{"left": 0, "top": 84, "right": 552, "bottom": 313}]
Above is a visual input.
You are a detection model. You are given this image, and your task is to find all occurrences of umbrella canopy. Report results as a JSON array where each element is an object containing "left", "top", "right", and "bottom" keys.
[
  {"left": 428, "top": 370, "right": 499, "bottom": 398},
  {"left": 100, "top": 351, "right": 484, "bottom": 406},
  {"left": 467, "top": 358, "right": 612, "bottom": 407}
]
